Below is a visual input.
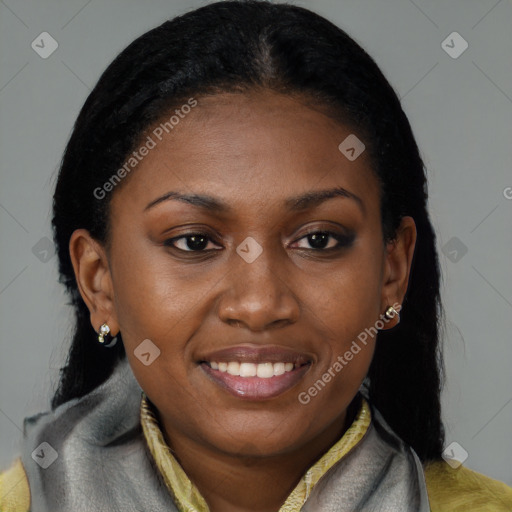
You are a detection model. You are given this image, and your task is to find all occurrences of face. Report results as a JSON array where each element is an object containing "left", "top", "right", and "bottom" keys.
[{"left": 72, "top": 89, "right": 415, "bottom": 458}]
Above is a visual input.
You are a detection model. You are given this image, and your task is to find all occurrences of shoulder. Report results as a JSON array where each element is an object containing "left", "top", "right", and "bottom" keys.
[
  {"left": 0, "top": 458, "right": 30, "bottom": 512},
  {"left": 424, "top": 459, "right": 512, "bottom": 511}
]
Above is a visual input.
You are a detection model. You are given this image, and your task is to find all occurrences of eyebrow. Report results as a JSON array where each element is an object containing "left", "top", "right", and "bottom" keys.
[{"left": 144, "top": 186, "right": 365, "bottom": 216}]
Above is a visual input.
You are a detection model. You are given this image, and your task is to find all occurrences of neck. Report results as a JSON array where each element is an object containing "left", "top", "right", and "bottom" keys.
[{"left": 157, "top": 397, "right": 360, "bottom": 512}]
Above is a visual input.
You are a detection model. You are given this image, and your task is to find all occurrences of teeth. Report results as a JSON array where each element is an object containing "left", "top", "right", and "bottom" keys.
[
  {"left": 240, "top": 362, "right": 257, "bottom": 377},
  {"left": 208, "top": 361, "right": 301, "bottom": 378},
  {"left": 274, "top": 362, "right": 285, "bottom": 376},
  {"left": 256, "top": 362, "right": 273, "bottom": 378},
  {"left": 227, "top": 362, "right": 240, "bottom": 376}
]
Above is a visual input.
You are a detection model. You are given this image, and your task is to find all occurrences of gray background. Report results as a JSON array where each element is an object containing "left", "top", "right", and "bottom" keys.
[{"left": 1, "top": 0, "right": 511, "bottom": 486}]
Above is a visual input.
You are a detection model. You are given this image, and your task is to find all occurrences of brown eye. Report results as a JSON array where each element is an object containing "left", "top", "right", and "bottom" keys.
[
  {"left": 293, "top": 231, "right": 355, "bottom": 251},
  {"left": 164, "top": 233, "right": 222, "bottom": 252}
]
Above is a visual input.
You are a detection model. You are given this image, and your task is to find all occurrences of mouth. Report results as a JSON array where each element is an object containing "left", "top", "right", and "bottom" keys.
[{"left": 197, "top": 345, "right": 313, "bottom": 401}]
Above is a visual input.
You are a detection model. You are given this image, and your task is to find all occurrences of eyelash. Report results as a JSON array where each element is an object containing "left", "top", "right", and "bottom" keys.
[{"left": 163, "top": 230, "right": 354, "bottom": 253}]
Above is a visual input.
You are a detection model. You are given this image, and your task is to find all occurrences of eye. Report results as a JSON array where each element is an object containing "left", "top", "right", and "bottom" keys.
[
  {"left": 292, "top": 230, "right": 355, "bottom": 251},
  {"left": 164, "top": 233, "right": 222, "bottom": 252}
]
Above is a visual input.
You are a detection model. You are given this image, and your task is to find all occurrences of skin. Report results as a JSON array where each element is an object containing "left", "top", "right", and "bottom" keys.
[{"left": 70, "top": 89, "right": 416, "bottom": 512}]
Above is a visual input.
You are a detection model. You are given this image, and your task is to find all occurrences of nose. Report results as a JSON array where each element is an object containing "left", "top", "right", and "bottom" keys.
[{"left": 217, "top": 246, "right": 300, "bottom": 332}]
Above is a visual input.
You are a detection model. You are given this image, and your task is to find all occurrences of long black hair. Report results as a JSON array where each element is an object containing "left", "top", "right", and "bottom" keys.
[{"left": 51, "top": 0, "right": 445, "bottom": 462}]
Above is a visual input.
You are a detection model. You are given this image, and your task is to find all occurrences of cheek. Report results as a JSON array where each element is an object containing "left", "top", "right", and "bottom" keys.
[
  {"left": 304, "top": 248, "right": 383, "bottom": 335},
  {"left": 298, "top": 245, "right": 382, "bottom": 391},
  {"left": 109, "top": 243, "right": 222, "bottom": 395},
  {"left": 297, "top": 297, "right": 377, "bottom": 422},
  {"left": 110, "top": 242, "right": 202, "bottom": 344}
]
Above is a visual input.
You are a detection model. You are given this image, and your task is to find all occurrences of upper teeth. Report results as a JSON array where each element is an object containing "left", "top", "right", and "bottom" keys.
[{"left": 209, "top": 361, "right": 296, "bottom": 378}]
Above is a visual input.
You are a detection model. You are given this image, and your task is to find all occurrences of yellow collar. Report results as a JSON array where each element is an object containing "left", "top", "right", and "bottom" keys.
[{"left": 140, "top": 394, "right": 371, "bottom": 512}]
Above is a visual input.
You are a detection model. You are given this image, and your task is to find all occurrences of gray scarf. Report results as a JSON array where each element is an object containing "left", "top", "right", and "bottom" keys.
[{"left": 21, "top": 356, "right": 431, "bottom": 511}]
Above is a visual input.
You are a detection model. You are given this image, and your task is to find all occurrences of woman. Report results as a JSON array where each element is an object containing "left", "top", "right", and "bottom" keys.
[{"left": 1, "top": 1, "right": 511, "bottom": 511}]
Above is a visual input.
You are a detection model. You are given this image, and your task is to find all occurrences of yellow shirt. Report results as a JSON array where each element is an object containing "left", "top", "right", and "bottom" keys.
[{"left": 1, "top": 393, "right": 511, "bottom": 511}]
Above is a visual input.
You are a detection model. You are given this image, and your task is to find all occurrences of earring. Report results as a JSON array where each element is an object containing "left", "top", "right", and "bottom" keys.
[
  {"left": 97, "top": 323, "right": 117, "bottom": 347},
  {"left": 98, "top": 324, "right": 117, "bottom": 348},
  {"left": 98, "top": 323, "right": 110, "bottom": 344},
  {"left": 384, "top": 305, "right": 400, "bottom": 321}
]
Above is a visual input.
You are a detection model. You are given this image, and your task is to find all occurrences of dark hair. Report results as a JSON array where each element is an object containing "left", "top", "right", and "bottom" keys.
[{"left": 51, "top": 0, "right": 445, "bottom": 462}]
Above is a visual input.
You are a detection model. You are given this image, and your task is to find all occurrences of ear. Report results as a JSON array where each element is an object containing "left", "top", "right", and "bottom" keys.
[
  {"left": 69, "top": 229, "right": 120, "bottom": 336},
  {"left": 379, "top": 216, "right": 417, "bottom": 329}
]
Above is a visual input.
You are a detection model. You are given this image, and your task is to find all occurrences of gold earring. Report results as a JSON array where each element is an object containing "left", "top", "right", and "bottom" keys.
[
  {"left": 98, "top": 323, "right": 111, "bottom": 344},
  {"left": 384, "top": 305, "right": 399, "bottom": 321}
]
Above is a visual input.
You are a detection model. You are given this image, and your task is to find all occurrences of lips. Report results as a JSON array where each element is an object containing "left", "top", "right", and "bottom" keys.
[{"left": 197, "top": 344, "right": 313, "bottom": 401}]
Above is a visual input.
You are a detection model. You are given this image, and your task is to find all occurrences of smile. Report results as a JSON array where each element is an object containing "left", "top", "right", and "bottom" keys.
[
  {"left": 207, "top": 361, "right": 302, "bottom": 377},
  {"left": 199, "top": 360, "right": 312, "bottom": 400}
]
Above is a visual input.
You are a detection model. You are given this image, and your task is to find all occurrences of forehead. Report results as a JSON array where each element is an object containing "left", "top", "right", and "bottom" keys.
[{"left": 111, "top": 90, "right": 380, "bottom": 218}]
